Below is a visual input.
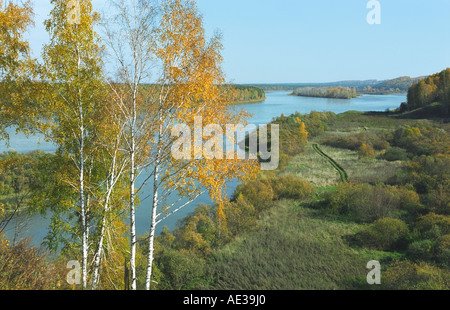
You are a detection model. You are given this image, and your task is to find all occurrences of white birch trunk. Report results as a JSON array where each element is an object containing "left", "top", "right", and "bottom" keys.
[
  {"left": 79, "top": 109, "right": 88, "bottom": 289},
  {"left": 77, "top": 44, "right": 88, "bottom": 290},
  {"left": 91, "top": 178, "right": 114, "bottom": 289},
  {"left": 145, "top": 162, "right": 159, "bottom": 290},
  {"left": 129, "top": 97, "right": 137, "bottom": 290},
  {"left": 145, "top": 119, "right": 163, "bottom": 290},
  {"left": 91, "top": 210, "right": 105, "bottom": 289}
]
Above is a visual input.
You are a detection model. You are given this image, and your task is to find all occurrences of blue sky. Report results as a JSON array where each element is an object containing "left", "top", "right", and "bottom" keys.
[{"left": 27, "top": 0, "right": 450, "bottom": 83}]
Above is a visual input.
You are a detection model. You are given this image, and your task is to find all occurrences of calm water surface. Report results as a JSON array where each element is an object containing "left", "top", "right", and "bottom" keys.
[{"left": 1, "top": 91, "right": 407, "bottom": 245}]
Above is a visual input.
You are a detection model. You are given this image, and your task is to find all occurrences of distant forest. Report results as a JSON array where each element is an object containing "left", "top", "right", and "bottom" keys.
[
  {"left": 362, "top": 76, "right": 426, "bottom": 94},
  {"left": 400, "top": 68, "right": 450, "bottom": 117},
  {"left": 137, "top": 84, "right": 266, "bottom": 105},
  {"left": 245, "top": 76, "right": 426, "bottom": 95}
]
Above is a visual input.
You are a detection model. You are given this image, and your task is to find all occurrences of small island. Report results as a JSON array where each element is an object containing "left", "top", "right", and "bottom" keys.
[
  {"left": 290, "top": 86, "right": 358, "bottom": 99},
  {"left": 228, "top": 85, "right": 266, "bottom": 105}
]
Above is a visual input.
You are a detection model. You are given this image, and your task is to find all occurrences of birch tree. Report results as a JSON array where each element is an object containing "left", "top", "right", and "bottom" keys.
[
  {"left": 102, "top": 0, "right": 158, "bottom": 290},
  {"left": 41, "top": 0, "right": 104, "bottom": 289},
  {"left": 143, "top": 0, "right": 259, "bottom": 290}
]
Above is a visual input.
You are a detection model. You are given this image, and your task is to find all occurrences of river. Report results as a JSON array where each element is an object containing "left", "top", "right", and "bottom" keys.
[{"left": 0, "top": 91, "right": 406, "bottom": 246}]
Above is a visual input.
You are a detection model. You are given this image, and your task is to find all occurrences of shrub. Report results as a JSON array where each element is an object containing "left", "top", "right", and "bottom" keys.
[
  {"left": 321, "top": 183, "right": 421, "bottom": 223},
  {"left": 319, "top": 182, "right": 356, "bottom": 215},
  {"left": 383, "top": 260, "right": 450, "bottom": 290},
  {"left": 223, "top": 195, "right": 258, "bottom": 238},
  {"left": 406, "top": 240, "right": 435, "bottom": 261},
  {"left": 435, "top": 234, "right": 450, "bottom": 267},
  {"left": 269, "top": 175, "right": 313, "bottom": 200},
  {"left": 369, "top": 134, "right": 390, "bottom": 150},
  {"left": 174, "top": 205, "right": 217, "bottom": 257},
  {"left": 414, "top": 213, "right": 450, "bottom": 239},
  {"left": 383, "top": 147, "right": 409, "bottom": 161},
  {"left": 154, "top": 247, "right": 207, "bottom": 290},
  {"left": 320, "top": 135, "right": 362, "bottom": 151},
  {"left": 232, "top": 179, "right": 275, "bottom": 211},
  {"left": 426, "top": 183, "right": 450, "bottom": 215},
  {"left": 392, "top": 186, "right": 422, "bottom": 215},
  {"left": 0, "top": 235, "right": 67, "bottom": 290},
  {"left": 355, "top": 218, "right": 409, "bottom": 251},
  {"left": 404, "top": 155, "right": 450, "bottom": 195},
  {"left": 358, "top": 143, "right": 375, "bottom": 159}
]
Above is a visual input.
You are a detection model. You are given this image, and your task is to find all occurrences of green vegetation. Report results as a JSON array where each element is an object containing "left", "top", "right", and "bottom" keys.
[
  {"left": 226, "top": 85, "right": 266, "bottom": 104},
  {"left": 132, "top": 84, "right": 266, "bottom": 105},
  {"left": 0, "top": 236, "right": 68, "bottom": 290},
  {"left": 0, "top": 151, "right": 53, "bottom": 236},
  {"left": 289, "top": 76, "right": 424, "bottom": 99},
  {"left": 291, "top": 86, "right": 357, "bottom": 99},
  {"left": 2, "top": 97, "right": 448, "bottom": 290},
  {"left": 312, "top": 144, "right": 348, "bottom": 182},
  {"left": 402, "top": 68, "right": 450, "bottom": 117},
  {"left": 362, "top": 76, "right": 425, "bottom": 94},
  {"left": 145, "top": 102, "right": 449, "bottom": 290}
]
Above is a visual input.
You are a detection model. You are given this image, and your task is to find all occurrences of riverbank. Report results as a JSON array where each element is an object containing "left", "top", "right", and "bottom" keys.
[{"left": 0, "top": 92, "right": 408, "bottom": 247}]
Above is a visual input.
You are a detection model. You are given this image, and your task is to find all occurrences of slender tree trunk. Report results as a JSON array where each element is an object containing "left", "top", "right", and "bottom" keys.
[
  {"left": 76, "top": 42, "right": 88, "bottom": 289},
  {"left": 91, "top": 181, "right": 114, "bottom": 289},
  {"left": 145, "top": 120, "right": 163, "bottom": 290},
  {"left": 145, "top": 161, "right": 159, "bottom": 290},
  {"left": 80, "top": 114, "right": 88, "bottom": 289},
  {"left": 129, "top": 104, "right": 137, "bottom": 290}
]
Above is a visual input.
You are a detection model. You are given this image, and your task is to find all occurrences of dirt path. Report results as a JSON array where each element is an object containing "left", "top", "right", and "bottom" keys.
[{"left": 312, "top": 144, "right": 348, "bottom": 182}]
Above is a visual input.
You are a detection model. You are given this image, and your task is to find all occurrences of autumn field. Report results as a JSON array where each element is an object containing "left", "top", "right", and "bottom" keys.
[{"left": 143, "top": 109, "right": 449, "bottom": 290}]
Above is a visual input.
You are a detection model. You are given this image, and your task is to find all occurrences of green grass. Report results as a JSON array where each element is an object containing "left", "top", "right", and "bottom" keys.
[
  {"left": 316, "top": 144, "right": 404, "bottom": 184},
  {"left": 204, "top": 112, "right": 447, "bottom": 290},
  {"left": 283, "top": 141, "right": 404, "bottom": 186},
  {"left": 312, "top": 144, "right": 348, "bottom": 182},
  {"left": 208, "top": 199, "right": 400, "bottom": 290},
  {"left": 283, "top": 142, "right": 340, "bottom": 187},
  {"left": 330, "top": 111, "right": 435, "bottom": 132}
]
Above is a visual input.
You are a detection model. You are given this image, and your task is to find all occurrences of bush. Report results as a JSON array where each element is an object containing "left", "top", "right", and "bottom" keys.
[
  {"left": 174, "top": 205, "right": 217, "bottom": 257},
  {"left": 406, "top": 240, "right": 435, "bottom": 261},
  {"left": 320, "top": 132, "right": 389, "bottom": 153},
  {"left": 383, "top": 147, "right": 409, "bottom": 161},
  {"left": 414, "top": 213, "right": 450, "bottom": 239},
  {"left": 154, "top": 247, "right": 207, "bottom": 290},
  {"left": 358, "top": 143, "right": 375, "bottom": 159},
  {"left": 232, "top": 179, "right": 275, "bottom": 211},
  {"left": 355, "top": 218, "right": 409, "bottom": 251},
  {"left": 0, "top": 234, "right": 67, "bottom": 290},
  {"left": 435, "top": 235, "right": 450, "bottom": 268},
  {"left": 320, "top": 135, "right": 362, "bottom": 151},
  {"left": 383, "top": 260, "right": 450, "bottom": 290},
  {"left": 426, "top": 183, "right": 450, "bottom": 215},
  {"left": 369, "top": 134, "right": 390, "bottom": 150},
  {"left": 223, "top": 195, "right": 258, "bottom": 238},
  {"left": 392, "top": 186, "right": 422, "bottom": 216},
  {"left": 269, "top": 175, "right": 313, "bottom": 200},
  {"left": 321, "top": 183, "right": 418, "bottom": 223}
]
